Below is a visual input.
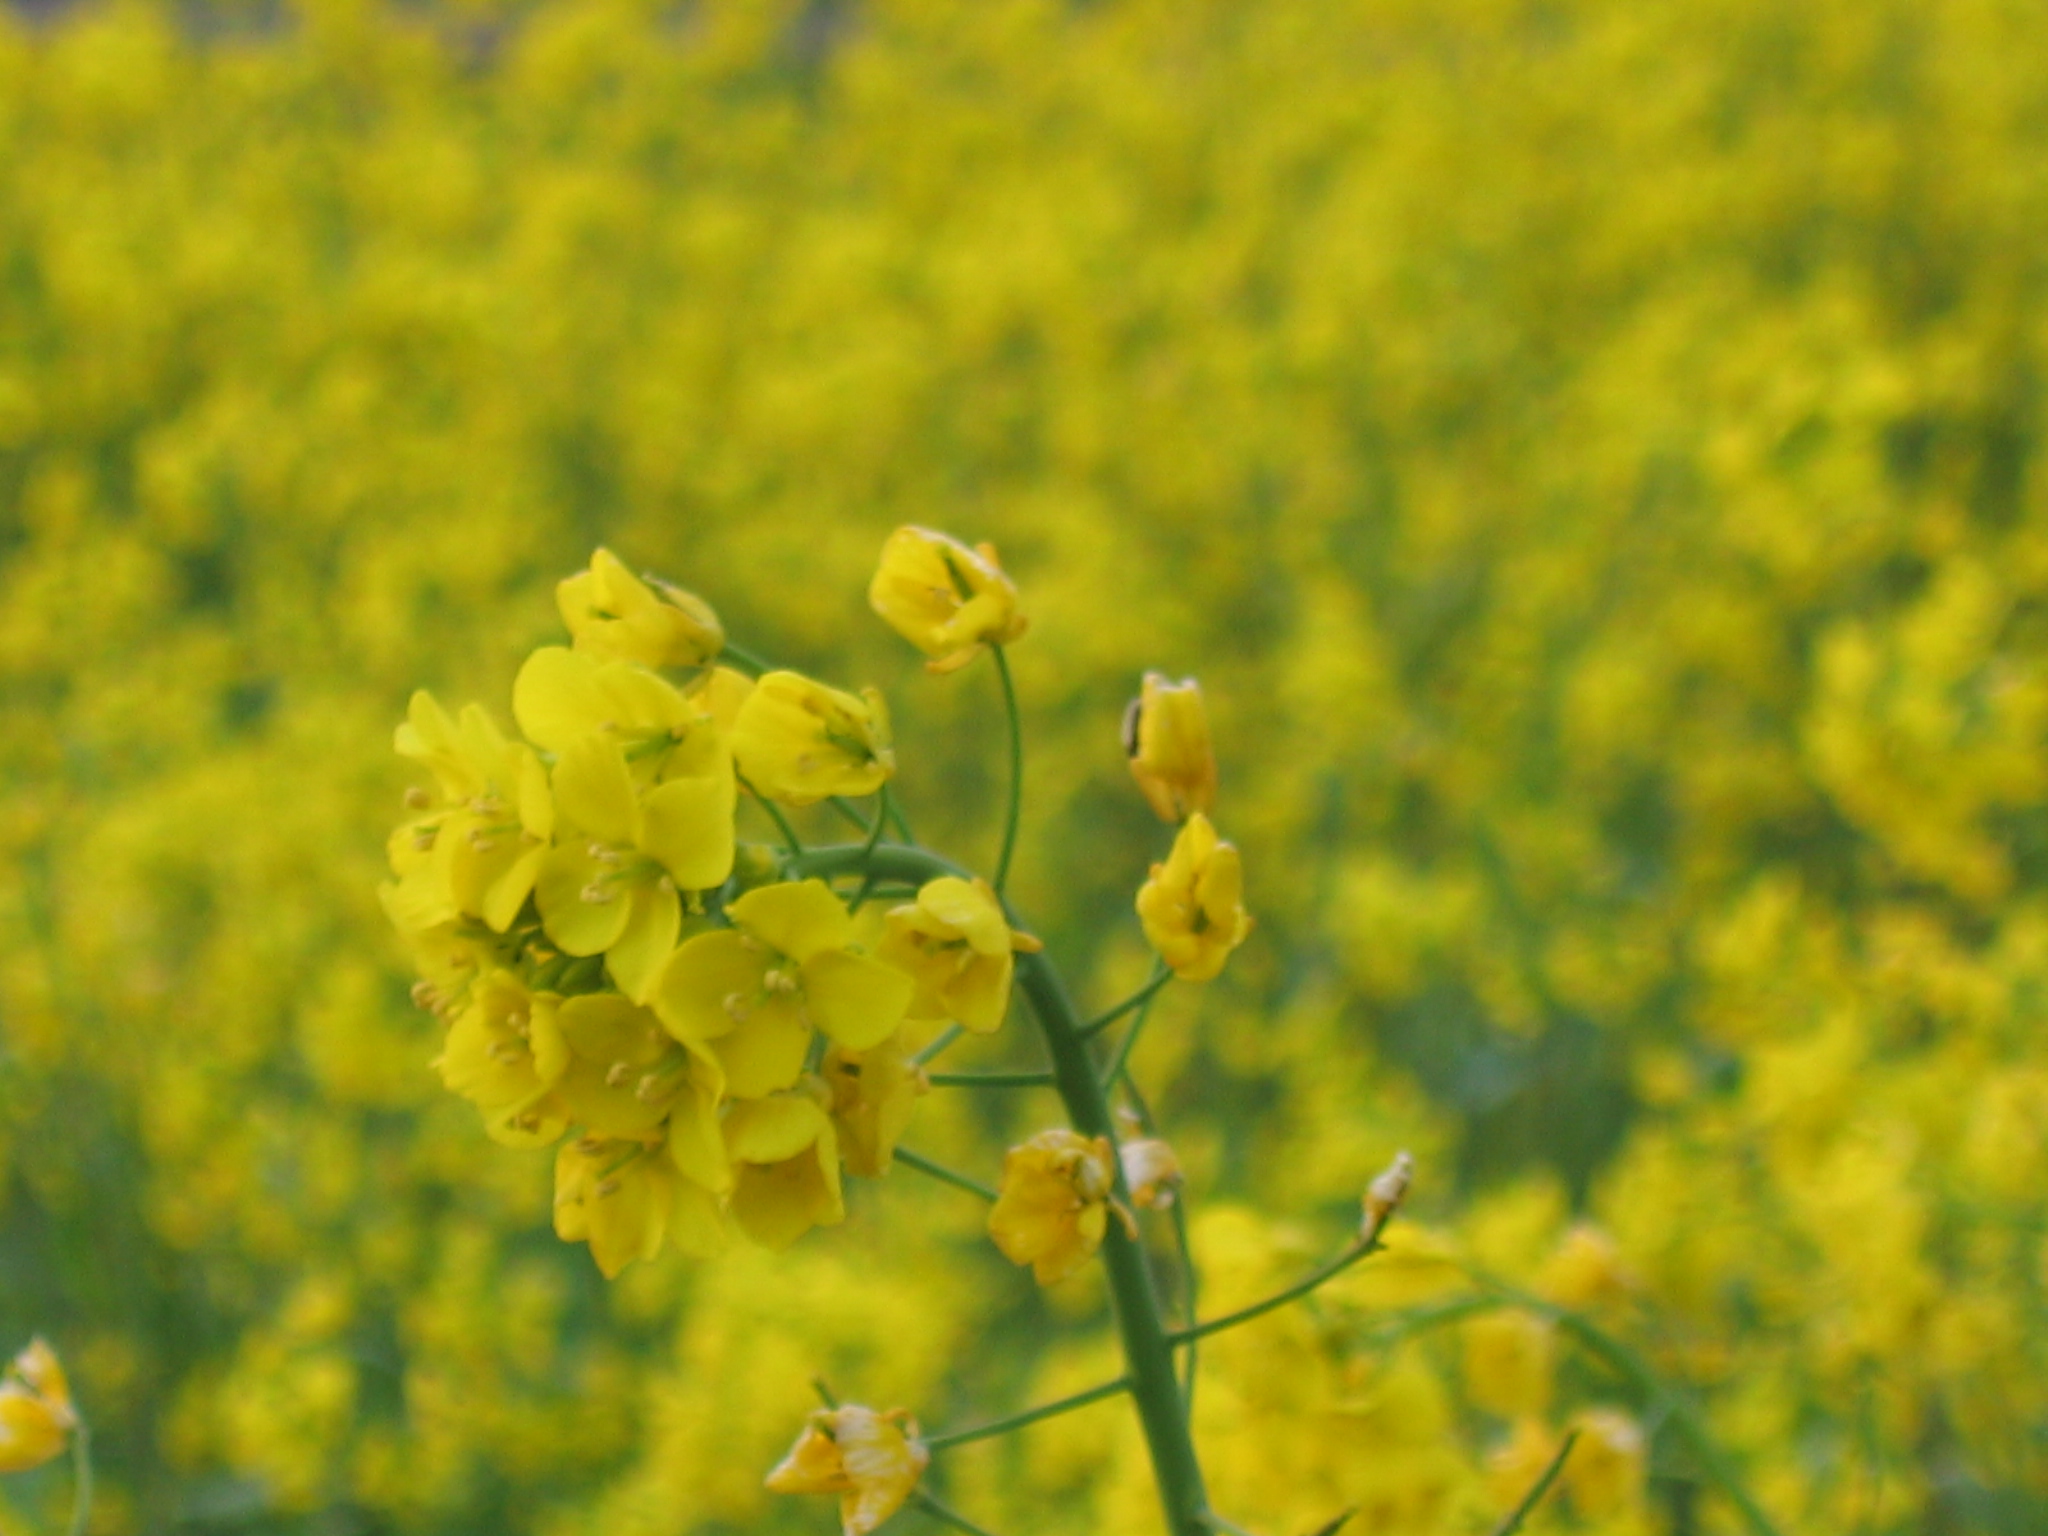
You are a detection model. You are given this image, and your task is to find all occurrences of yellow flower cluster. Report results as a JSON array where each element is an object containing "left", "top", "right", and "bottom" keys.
[{"left": 0, "top": 1338, "right": 75, "bottom": 1475}]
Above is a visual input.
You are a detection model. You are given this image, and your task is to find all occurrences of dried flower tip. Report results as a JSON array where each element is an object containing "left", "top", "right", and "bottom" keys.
[{"left": 1362, "top": 1150, "right": 1415, "bottom": 1235}]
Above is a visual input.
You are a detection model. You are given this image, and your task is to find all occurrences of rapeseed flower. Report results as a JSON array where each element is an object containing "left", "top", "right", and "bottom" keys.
[
  {"left": 988, "top": 1129, "right": 1122, "bottom": 1285},
  {"left": 821, "top": 1035, "right": 929, "bottom": 1177},
  {"left": 0, "top": 1338, "right": 75, "bottom": 1475},
  {"left": 1122, "top": 673, "right": 1217, "bottom": 824},
  {"left": 1135, "top": 813, "right": 1252, "bottom": 981},
  {"left": 876, "top": 876, "right": 1040, "bottom": 1034},
  {"left": 394, "top": 691, "right": 554, "bottom": 932},
  {"left": 433, "top": 971, "right": 570, "bottom": 1147},
  {"left": 765, "top": 1405, "right": 929, "bottom": 1536},
  {"left": 723, "top": 1087, "right": 845, "bottom": 1250},
  {"left": 730, "top": 672, "right": 895, "bottom": 804},
  {"left": 550, "top": 993, "right": 723, "bottom": 1142},
  {"left": 557, "top": 547, "right": 724, "bottom": 669},
  {"left": 868, "top": 526, "right": 1028, "bottom": 673},
  {"left": 553, "top": 1134, "right": 679, "bottom": 1278},
  {"left": 656, "top": 880, "right": 913, "bottom": 1098}
]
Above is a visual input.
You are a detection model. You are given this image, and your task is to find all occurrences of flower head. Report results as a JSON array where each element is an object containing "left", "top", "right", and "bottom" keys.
[
  {"left": 876, "top": 876, "right": 1041, "bottom": 1034},
  {"left": 731, "top": 672, "right": 896, "bottom": 805},
  {"left": 0, "top": 1338, "right": 76, "bottom": 1474},
  {"left": 723, "top": 1086, "right": 845, "bottom": 1249},
  {"left": 988, "top": 1128, "right": 1122, "bottom": 1285},
  {"left": 657, "top": 880, "right": 913, "bottom": 1098},
  {"left": 765, "top": 1405, "right": 929, "bottom": 1536},
  {"left": 869, "top": 526, "right": 1028, "bottom": 673},
  {"left": 433, "top": 970, "right": 571, "bottom": 1147},
  {"left": 558, "top": 546, "right": 724, "bottom": 669},
  {"left": 1122, "top": 672, "right": 1217, "bottom": 824},
  {"left": 1135, "top": 812, "right": 1253, "bottom": 981}
]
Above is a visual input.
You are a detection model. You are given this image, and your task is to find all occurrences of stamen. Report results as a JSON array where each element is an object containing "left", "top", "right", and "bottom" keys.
[
  {"left": 580, "top": 883, "right": 617, "bottom": 905},
  {"left": 605, "top": 1061, "right": 634, "bottom": 1087},
  {"left": 723, "top": 992, "right": 752, "bottom": 1023},
  {"left": 404, "top": 786, "right": 433, "bottom": 810}
]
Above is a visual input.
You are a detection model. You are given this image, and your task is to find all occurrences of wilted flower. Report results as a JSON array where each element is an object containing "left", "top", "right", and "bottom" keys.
[
  {"left": 1119, "top": 1135, "right": 1183, "bottom": 1209},
  {"left": 989, "top": 1128, "right": 1124, "bottom": 1284},
  {"left": 765, "top": 1405, "right": 929, "bottom": 1536}
]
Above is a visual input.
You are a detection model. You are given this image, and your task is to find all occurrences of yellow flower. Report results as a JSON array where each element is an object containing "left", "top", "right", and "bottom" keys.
[
  {"left": 1564, "top": 1408, "right": 1647, "bottom": 1517},
  {"left": 988, "top": 1128, "right": 1121, "bottom": 1285},
  {"left": 511, "top": 645, "right": 712, "bottom": 775},
  {"left": 557, "top": 546, "right": 724, "bottom": 668},
  {"left": 553, "top": 1133, "right": 678, "bottom": 1278},
  {"left": 549, "top": 993, "right": 725, "bottom": 1144},
  {"left": 533, "top": 731, "right": 736, "bottom": 1003},
  {"left": 867, "top": 526, "right": 1028, "bottom": 673},
  {"left": 656, "top": 880, "right": 913, "bottom": 1098},
  {"left": 821, "top": 1034, "right": 929, "bottom": 1177},
  {"left": 0, "top": 1338, "right": 76, "bottom": 1475},
  {"left": 730, "top": 672, "right": 895, "bottom": 805},
  {"left": 393, "top": 690, "right": 554, "bottom": 932},
  {"left": 1135, "top": 812, "right": 1252, "bottom": 981},
  {"left": 1118, "top": 1135, "right": 1183, "bottom": 1210},
  {"left": 723, "top": 1087, "right": 845, "bottom": 1249},
  {"left": 1461, "top": 1311, "right": 1555, "bottom": 1418},
  {"left": 433, "top": 970, "right": 571, "bottom": 1147},
  {"left": 875, "top": 876, "right": 1041, "bottom": 1034},
  {"left": 1536, "top": 1223, "right": 1635, "bottom": 1310},
  {"left": 1122, "top": 672, "right": 1217, "bottom": 824},
  {"left": 765, "top": 1405, "right": 929, "bottom": 1536}
]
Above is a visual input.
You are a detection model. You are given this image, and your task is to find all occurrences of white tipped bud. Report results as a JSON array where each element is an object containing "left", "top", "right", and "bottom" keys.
[{"left": 1363, "top": 1150, "right": 1415, "bottom": 1235}]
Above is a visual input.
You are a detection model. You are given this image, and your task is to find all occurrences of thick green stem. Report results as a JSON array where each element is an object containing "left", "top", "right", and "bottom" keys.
[
  {"left": 790, "top": 842, "right": 1211, "bottom": 1536},
  {"left": 991, "top": 646, "right": 1023, "bottom": 895}
]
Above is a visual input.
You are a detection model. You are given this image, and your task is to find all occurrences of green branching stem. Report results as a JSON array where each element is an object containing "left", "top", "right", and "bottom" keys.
[
  {"left": 740, "top": 774, "right": 804, "bottom": 856},
  {"left": 789, "top": 842, "right": 1211, "bottom": 1536},
  {"left": 926, "top": 1070, "right": 1056, "bottom": 1089},
  {"left": 68, "top": 1419, "right": 93, "bottom": 1536},
  {"left": 1170, "top": 1233, "right": 1384, "bottom": 1346},
  {"left": 1490, "top": 1430, "right": 1577, "bottom": 1536},
  {"left": 912, "top": 1024, "right": 965, "bottom": 1067},
  {"left": 849, "top": 786, "right": 892, "bottom": 908},
  {"left": 893, "top": 1146, "right": 997, "bottom": 1203},
  {"left": 991, "top": 645, "right": 1023, "bottom": 895},
  {"left": 1082, "top": 964, "right": 1172, "bottom": 1039},
  {"left": 923, "top": 1377, "right": 1130, "bottom": 1452},
  {"left": 718, "top": 640, "right": 775, "bottom": 676},
  {"left": 1100, "top": 970, "right": 1169, "bottom": 1088}
]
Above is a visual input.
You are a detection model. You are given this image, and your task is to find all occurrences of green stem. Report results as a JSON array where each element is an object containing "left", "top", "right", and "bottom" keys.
[
  {"left": 1115, "top": 1073, "right": 1200, "bottom": 1415},
  {"left": 787, "top": 843, "right": 1210, "bottom": 1536},
  {"left": 923, "top": 1377, "right": 1129, "bottom": 1451},
  {"left": 1100, "top": 977, "right": 1167, "bottom": 1089},
  {"left": 740, "top": 775, "right": 804, "bottom": 856},
  {"left": 1170, "top": 1237, "right": 1381, "bottom": 1345},
  {"left": 913, "top": 1023, "right": 965, "bottom": 1067},
  {"left": 719, "top": 640, "right": 774, "bottom": 676},
  {"left": 991, "top": 645, "right": 1023, "bottom": 895},
  {"left": 1082, "top": 965, "right": 1172, "bottom": 1039},
  {"left": 914, "top": 1490, "right": 1006, "bottom": 1536},
  {"left": 68, "top": 1419, "right": 92, "bottom": 1536},
  {"left": 894, "top": 1146, "right": 996, "bottom": 1203},
  {"left": 850, "top": 787, "right": 892, "bottom": 909},
  {"left": 1490, "top": 1430, "right": 1577, "bottom": 1536},
  {"left": 927, "top": 1070, "right": 1056, "bottom": 1089}
]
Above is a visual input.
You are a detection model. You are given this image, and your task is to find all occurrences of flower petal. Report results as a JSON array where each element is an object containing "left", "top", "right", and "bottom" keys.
[
  {"left": 654, "top": 929, "right": 765, "bottom": 1042},
  {"left": 802, "top": 949, "right": 914, "bottom": 1051},
  {"left": 729, "top": 879, "right": 853, "bottom": 960},
  {"left": 640, "top": 775, "right": 736, "bottom": 891}
]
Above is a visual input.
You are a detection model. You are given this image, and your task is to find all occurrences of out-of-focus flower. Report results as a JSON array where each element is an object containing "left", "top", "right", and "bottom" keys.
[
  {"left": 989, "top": 1129, "right": 1122, "bottom": 1284},
  {"left": 731, "top": 672, "right": 896, "bottom": 804},
  {"left": 724, "top": 1086, "right": 845, "bottom": 1249},
  {"left": 657, "top": 880, "right": 913, "bottom": 1097},
  {"left": 765, "top": 1405, "right": 929, "bottom": 1536},
  {"left": 1536, "top": 1224, "right": 1635, "bottom": 1310},
  {"left": 876, "top": 876, "right": 1041, "bottom": 1034},
  {"left": 868, "top": 526, "right": 1027, "bottom": 673},
  {"left": 553, "top": 1134, "right": 678, "bottom": 1278},
  {"left": 557, "top": 546, "right": 724, "bottom": 668},
  {"left": 1136, "top": 812, "right": 1252, "bottom": 981},
  {"left": 1122, "top": 673, "right": 1217, "bottom": 824},
  {"left": 1564, "top": 1408, "right": 1646, "bottom": 1516},
  {"left": 1461, "top": 1311, "right": 1554, "bottom": 1418},
  {"left": 0, "top": 1338, "right": 76, "bottom": 1474},
  {"left": 822, "top": 1034, "right": 929, "bottom": 1177}
]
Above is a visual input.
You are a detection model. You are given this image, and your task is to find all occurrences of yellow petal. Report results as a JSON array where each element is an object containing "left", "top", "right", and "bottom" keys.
[
  {"left": 713, "top": 997, "right": 812, "bottom": 1098},
  {"left": 550, "top": 735, "right": 640, "bottom": 848},
  {"left": 802, "top": 949, "right": 914, "bottom": 1050},
  {"left": 729, "top": 879, "right": 853, "bottom": 960},
  {"left": 640, "top": 774, "right": 736, "bottom": 891},
  {"left": 655, "top": 929, "right": 765, "bottom": 1042},
  {"left": 607, "top": 882, "right": 681, "bottom": 1004},
  {"left": 537, "top": 844, "right": 632, "bottom": 957}
]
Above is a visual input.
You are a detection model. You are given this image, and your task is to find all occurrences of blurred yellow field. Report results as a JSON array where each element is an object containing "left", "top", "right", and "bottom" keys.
[{"left": 4, "top": 0, "right": 2047, "bottom": 1532}]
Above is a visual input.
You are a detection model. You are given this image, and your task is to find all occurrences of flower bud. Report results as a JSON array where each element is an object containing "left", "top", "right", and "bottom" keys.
[
  {"left": 1361, "top": 1149, "right": 1414, "bottom": 1237},
  {"left": 1122, "top": 672, "right": 1217, "bottom": 824}
]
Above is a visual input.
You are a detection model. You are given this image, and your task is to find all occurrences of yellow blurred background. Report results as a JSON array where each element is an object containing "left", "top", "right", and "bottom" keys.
[{"left": 3, "top": 0, "right": 2047, "bottom": 1531}]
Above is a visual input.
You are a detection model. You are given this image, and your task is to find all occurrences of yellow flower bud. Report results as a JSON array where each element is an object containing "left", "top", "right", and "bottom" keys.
[
  {"left": 731, "top": 672, "right": 896, "bottom": 805},
  {"left": 868, "top": 526, "right": 1027, "bottom": 673},
  {"left": 988, "top": 1128, "right": 1120, "bottom": 1285},
  {"left": 1122, "top": 673, "right": 1217, "bottom": 824},
  {"left": 1135, "top": 813, "right": 1253, "bottom": 981},
  {"left": 765, "top": 1405, "right": 929, "bottom": 1536},
  {"left": 557, "top": 547, "right": 724, "bottom": 669},
  {"left": 0, "top": 1337, "right": 76, "bottom": 1474}
]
